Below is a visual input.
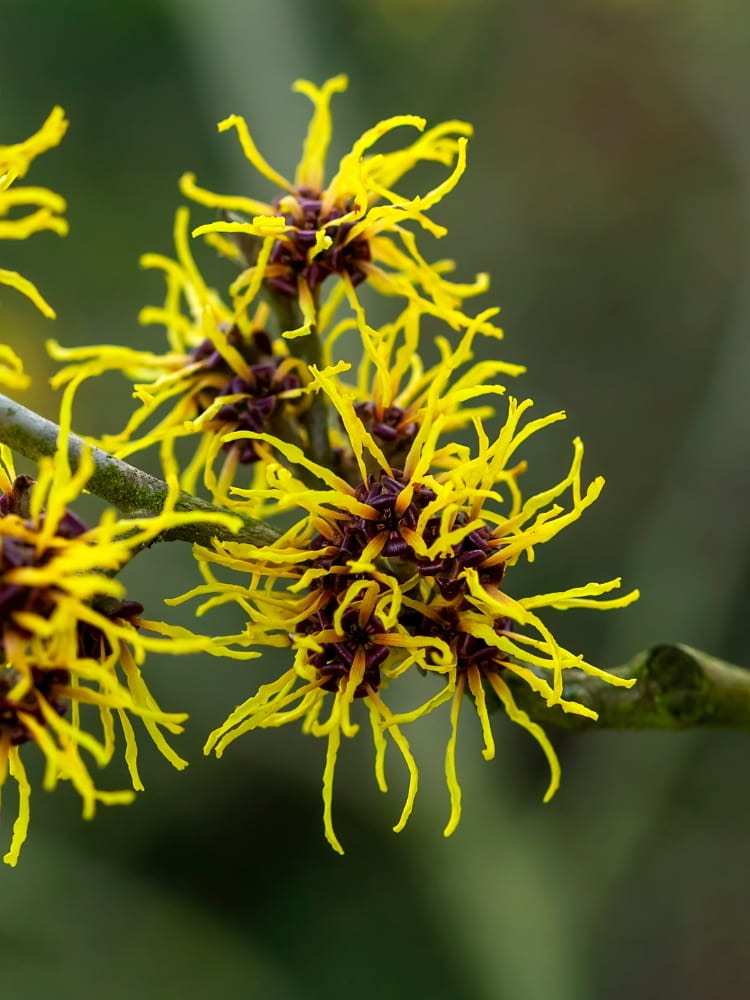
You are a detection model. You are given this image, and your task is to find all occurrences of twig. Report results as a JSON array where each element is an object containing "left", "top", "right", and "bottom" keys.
[
  {"left": 505, "top": 644, "right": 750, "bottom": 730},
  {"left": 0, "top": 392, "right": 280, "bottom": 547}
]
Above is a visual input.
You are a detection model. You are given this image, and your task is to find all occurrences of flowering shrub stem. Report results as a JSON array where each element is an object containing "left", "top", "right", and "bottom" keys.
[
  {"left": 505, "top": 644, "right": 750, "bottom": 731},
  {"left": 268, "top": 290, "right": 335, "bottom": 475},
  {"left": 0, "top": 392, "right": 280, "bottom": 546}
]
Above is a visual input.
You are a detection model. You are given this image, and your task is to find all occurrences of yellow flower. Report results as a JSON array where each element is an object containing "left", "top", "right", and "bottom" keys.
[
  {"left": 49, "top": 208, "right": 308, "bottom": 506},
  {"left": 180, "top": 76, "right": 496, "bottom": 338},
  {"left": 0, "top": 106, "right": 68, "bottom": 326},
  {"left": 177, "top": 364, "right": 638, "bottom": 851},
  {"left": 324, "top": 302, "right": 524, "bottom": 474},
  {"left": 0, "top": 385, "right": 243, "bottom": 866},
  {"left": 178, "top": 562, "right": 427, "bottom": 855}
]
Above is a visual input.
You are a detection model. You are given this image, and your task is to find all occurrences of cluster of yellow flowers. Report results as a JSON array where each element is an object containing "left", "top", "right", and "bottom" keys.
[{"left": 0, "top": 79, "right": 637, "bottom": 862}]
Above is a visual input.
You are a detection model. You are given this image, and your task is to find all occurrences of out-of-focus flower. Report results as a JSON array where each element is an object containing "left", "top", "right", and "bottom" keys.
[
  {"left": 0, "top": 387, "right": 244, "bottom": 866},
  {"left": 180, "top": 76, "right": 497, "bottom": 338},
  {"left": 49, "top": 208, "right": 308, "bottom": 506},
  {"left": 0, "top": 345, "right": 29, "bottom": 392},
  {"left": 177, "top": 365, "right": 638, "bottom": 851},
  {"left": 0, "top": 106, "right": 68, "bottom": 327}
]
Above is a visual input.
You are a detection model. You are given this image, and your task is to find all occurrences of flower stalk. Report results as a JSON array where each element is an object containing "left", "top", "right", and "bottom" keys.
[{"left": 266, "top": 287, "right": 335, "bottom": 474}]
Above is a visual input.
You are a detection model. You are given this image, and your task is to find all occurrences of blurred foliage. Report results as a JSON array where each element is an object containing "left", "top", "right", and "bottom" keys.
[{"left": 1, "top": 0, "right": 750, "bottom": 997}]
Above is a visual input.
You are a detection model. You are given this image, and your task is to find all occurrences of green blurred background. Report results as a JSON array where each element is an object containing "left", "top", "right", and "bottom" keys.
[{"left": 2, "top": 1, "right": 750, "bottom": 997}]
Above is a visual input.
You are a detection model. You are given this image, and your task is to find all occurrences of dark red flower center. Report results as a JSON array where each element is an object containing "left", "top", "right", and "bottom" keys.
[
  {"left": 188, "top": 326, "right": 304, "bottom": 464},
  {"left": 406, "top": 604, "right": 512, "bottom": 676},
  {"left": 0, "top": 487, "right": 88, "bottom": 646},
  {"left": 266, "top": 190, "right": 371, "bottom": 296},
  {"left": 0, "top": 483, "right": 146, "bottom": 727},
  {"left": 0, "top": 666, "right": 69, "bottom": 745},
  {"left": 300, "top": 602, "right": 389, "bottom": 697}
]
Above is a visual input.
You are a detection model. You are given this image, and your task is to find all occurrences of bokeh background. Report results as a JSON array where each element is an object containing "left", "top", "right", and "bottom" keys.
[{"left": 2, "top": 1, "right": 750, "bottom": 997}]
